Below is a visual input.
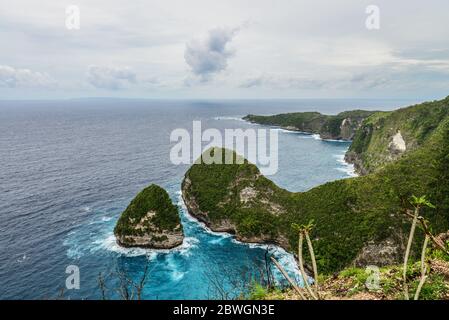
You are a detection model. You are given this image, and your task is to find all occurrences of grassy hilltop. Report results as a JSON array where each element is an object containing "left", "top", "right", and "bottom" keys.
[
  {"left": 347, "top": 97, "right": 449, "bottom": 174},
  {"left": 114, "top": 184, "right": 184, "bottom": 249},
  {"left": 183, "top": 96, "right": 449, "bottom": 274}
]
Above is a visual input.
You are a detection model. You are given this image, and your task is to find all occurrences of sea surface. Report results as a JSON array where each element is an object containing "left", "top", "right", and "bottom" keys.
[{"left": 0, "top": 98, "right": 418, "bottom": 299}]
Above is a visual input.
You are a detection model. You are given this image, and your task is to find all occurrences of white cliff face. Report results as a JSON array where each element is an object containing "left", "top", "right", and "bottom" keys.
[{"left": 389, "top": 131, "right": 406, "bottom": 154}]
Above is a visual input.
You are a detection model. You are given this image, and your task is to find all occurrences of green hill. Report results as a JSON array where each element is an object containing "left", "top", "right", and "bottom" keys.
[
  {"left": 243, "top": 110, "right": 375, "bottom": 140},
  {"left": 346, "top": 96, "right": 449, "bottom": 174},
  {"left": 183, "top": 97, "right": 449, "bottom": 273},
  {"left": 114, "top": 184, "right": 184, "bottom": 249}
]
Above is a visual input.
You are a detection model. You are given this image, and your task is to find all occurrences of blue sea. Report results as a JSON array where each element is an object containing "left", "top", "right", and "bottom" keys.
[{"left": 0, "top": 98, "right": 417, "bottom": 299}]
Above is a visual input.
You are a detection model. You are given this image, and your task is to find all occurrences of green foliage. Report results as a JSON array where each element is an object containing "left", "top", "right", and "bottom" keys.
[
  {"left": 114, "top": 184, "right": 182, "bottom": 236},
  {"left": 319, "top": 262, "right": 449, "bottom": 300},
  {"left": 348, "top": 97, "right": 449, "bottom": 173},
  {"left": 184, "top": 97, "right": 449, "bottom": 274},
  {"left": 243, "top": 110, "right": 375, "bottom": 139},
  {"left": 340, "top": 267, "right": 368, "bottom": 282},
  {"left": 249, "top": 283, "right": 269, "bottom": 300},
  {"left": 410, "top": 195, "right": 436, "bottom": 209},
  {"left": 409, "top": 274, "right": 448, "bottom": 300}
]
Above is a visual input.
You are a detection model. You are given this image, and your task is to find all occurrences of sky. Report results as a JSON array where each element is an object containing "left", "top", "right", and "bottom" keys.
[{"left": 0, "top": 0, "right": 449, "bottom": 100}]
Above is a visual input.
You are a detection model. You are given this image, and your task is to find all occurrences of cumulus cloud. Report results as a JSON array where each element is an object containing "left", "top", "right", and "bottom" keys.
[
  {"left": 184, "top": 27, "right": 238, "bottom": 81},
  {"left": 0, "top": 65, "right": 56, "bottom": 88},
  {"left": 87, "top": 65, "right": 137, "bottom": 90}
]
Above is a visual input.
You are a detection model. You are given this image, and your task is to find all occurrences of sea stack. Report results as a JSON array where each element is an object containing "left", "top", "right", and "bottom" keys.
[{"left": 114, "top": 184, "right": 184, "bottom": 249}]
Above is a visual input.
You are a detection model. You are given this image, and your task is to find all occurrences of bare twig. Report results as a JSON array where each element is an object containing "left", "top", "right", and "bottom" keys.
[
  {"left": 135, "top": 260, "right": 150, "bottom": 300},
  {"left": 403, "top": 207, "right": 419, "bottom": 300},
  {"left": 414, "top": 235, "right": 429, "bottom": 300},
  {"left": 404, "top": 209, "right": 449, "bottom": 255},
  {"left": 270, "top": 256, "right": 306, "bottom": 300},
  {"left": 98, "top": 272, "right": 107, "bottom": 300},
  {"left": 298, "top": 232, "right": 317, "bottom": 300},
  {"left": 305, "top": 231, "right": 320, "bottom": 298}
]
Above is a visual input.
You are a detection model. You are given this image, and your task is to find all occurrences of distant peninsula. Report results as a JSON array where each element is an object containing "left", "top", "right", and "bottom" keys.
[
  {"left": 114, "top": 184, "right": 184, "bottom": 249},
  {"left": 243, "top": 110, "right": 375, "bottom": 140}
]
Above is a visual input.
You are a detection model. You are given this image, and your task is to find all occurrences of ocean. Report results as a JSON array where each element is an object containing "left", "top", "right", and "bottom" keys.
[{"left": 0, "top": 98, "right": 417, "bottom": 299}]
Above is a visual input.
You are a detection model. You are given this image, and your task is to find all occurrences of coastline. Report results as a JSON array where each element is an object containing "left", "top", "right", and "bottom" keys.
[
  {"left": 175, "top": 116, "right": 361, "bottom": 275},
  {"left": 177, "top": 190, "right": 305, "bottom": 280},
  {"left": 242, "top": 117, "right": 359, "bottom": 177}
]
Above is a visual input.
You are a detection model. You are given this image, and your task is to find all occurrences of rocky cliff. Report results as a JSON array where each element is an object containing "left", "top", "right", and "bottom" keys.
[
  {"left": 182, "top": 97, "right": 449, "bottom": 273},
  {"left": 243, "top": 110, "right": 375, "bottom": 140},
  {"left": 346, "top": 97, "right": 449, "bottom": 175},
  {"left": 114, "top": 184, "right": 184, "bottom": 249}
]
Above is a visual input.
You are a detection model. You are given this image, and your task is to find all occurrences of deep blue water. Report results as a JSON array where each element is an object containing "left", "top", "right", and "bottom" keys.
[{"left": 0, "top": 98, "right": 417, "bottom": 299}]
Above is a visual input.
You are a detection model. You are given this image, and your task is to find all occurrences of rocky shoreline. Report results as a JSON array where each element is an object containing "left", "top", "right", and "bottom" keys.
[
  {"left": 181, "top": 174, "right": 292, "bottom": 252},
  {"left": 243, "top": 110, "right": 374, "bottom": 141},
  {"left": 114, "top": 184, "right": 184, "bottom": 250},
  {"left": 116, "top": 228, "right": 184, "bottom": 249},
  {"left": 181, "top": 174, "right": 313, "bottom": 274}
]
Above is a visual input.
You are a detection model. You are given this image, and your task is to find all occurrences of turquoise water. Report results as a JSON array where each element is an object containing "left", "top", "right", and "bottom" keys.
[{"left": 0, "top": 98, "right": 414, "bottom": 299}]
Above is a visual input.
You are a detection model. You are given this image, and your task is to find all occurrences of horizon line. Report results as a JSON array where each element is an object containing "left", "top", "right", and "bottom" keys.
[{"left": 0, "top": 96, "right": 436, "bottom": 102}]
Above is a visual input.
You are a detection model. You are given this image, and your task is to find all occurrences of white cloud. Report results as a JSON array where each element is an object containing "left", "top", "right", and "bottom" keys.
[
  {"left": 0, "top": 65, "right": 56, "bottom": 88},
  {"left": 1, "top": 0, "right": 449, "bottom": 98},
  {"left": 86, "top": 65, "right": 137, "bottom": 90},
  {"left": 184, "top": 27, "right": 238, "bottom": 81}
]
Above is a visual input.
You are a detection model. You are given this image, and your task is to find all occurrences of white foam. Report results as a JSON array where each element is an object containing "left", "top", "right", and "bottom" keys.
[
  {"left": 17, "top": 254, "right": 27, "bottom": 263},
  {"left": 88, "top": 215, "right": 113, "bottom": 225},
  {"left": 269, "top": 128, "right": 294, "bottom": 134},
  {"left": 166, "top": 255, "right": 187, "bottom": 281},
  {"left": 66, "top": 245, "right": 83, "bottom": 259},
  {"left": 297, "top": 134, "right": 314, "bottom": 139},
  {"left": 94, "top": 234, "right": 153, "bottom": 257},
  {"left": 336, "top": 167, "right": 357, "bottom": 177},
  {"left": 229, "top": 238, "right": 303, "bottom": 285},
  {"left": 183, "top": 210, "right": 233, "bottom": 239},
  {"left": 334, "top": 153, "right": 358, "bottom": 177},
  {"left": 97, "top": 233, "right": 199, "bottom": 258},
  {"left": 176, "top": 190, "right": 303, "bottom": 283},
  {"left": 208, "top": 237, "right": 228, "bottom": 245},
  {"left": 178, "top": 237, "right": 200, "bottom": 257},
  {"left": 171, "top": 270, "right": 186, "bottom": 281},
  {"left": 272, "top": 248, "right": 305, "bottom": 286},
  {"left": 177, "top": 191, "right": 234, "bottom": 240}
]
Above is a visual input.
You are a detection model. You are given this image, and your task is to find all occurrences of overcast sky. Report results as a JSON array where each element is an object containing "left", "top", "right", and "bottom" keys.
[{"left": 1, "top": 0, "right": 449, "bottom": 99}]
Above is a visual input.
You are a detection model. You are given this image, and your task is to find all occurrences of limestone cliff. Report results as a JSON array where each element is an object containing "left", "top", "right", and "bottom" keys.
[
  {"left": 114, "top": 184, "right": 184, "bottom": 249},
  {"left": 243, "top": 110, "right": 375, "bottom": 140},
  {"left": 345, "top": 97, "right": 449, "bottom": 175},
  {"left": 181, "top": 96, "right": 449, "bottom": 273}
]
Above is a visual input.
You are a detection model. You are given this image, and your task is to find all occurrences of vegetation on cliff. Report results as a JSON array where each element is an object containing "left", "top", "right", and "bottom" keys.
[
  {"left": 243, "top": 110, "right": 375, "bottom": 140},
  {"left": 346, "top": 96, "right": 449, "bottom": 174},
  {"left": 182, "top": 97, "right": 449, "bottom": 273},
  {"left": 252, "top": 256, "right": 449, "bottom": 300},
  {"left": 114, "top": 184, "right": 183, "bottom": 249}
]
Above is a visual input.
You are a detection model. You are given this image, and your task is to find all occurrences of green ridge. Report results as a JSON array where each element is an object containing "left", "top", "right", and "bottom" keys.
[
  {"left": 183, "top": 97, "right": 449, "bottom": 273},
  {"left": 243, "top": 110, "right": 375, "bottom": 140}
]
